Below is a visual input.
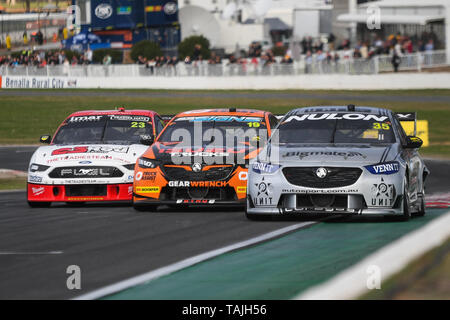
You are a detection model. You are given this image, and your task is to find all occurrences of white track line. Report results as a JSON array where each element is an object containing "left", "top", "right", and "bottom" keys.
[
  {"left": 295, "top": 210, "right": 450, "bottom": 300},
  {"left": 0, "top": 251, "right": 63, "bottom": 255},
  {"left": 74, "top": 221, "right": 316, "bottom": 300}
]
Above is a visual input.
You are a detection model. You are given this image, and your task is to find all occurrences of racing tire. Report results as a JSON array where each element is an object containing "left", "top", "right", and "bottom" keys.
[
  {"left": 27, "top": 201, "right": 51, "bottom": 208},
  {"left": 401, "top": 177, "right": 412, "bottom": 221},
  {"left": 133, "top": 203, "right": 158, "bottom": 212},
  {"left": 415, "top": 185, "right": 426, "bottom": 217}
]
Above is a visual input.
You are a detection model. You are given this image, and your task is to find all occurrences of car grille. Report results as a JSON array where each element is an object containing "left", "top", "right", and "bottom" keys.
[
  {"left": 282, "top": 167, "right": 362, "bottom": 188},
  {"left": 49, "top": 166, "right": 123, "bottom": 178},
  {"left": 65, "top": 185, "right": 107, "bottom": 196},
  {"left": 162, "top": 165, "right": 234, "bottom": 181}
]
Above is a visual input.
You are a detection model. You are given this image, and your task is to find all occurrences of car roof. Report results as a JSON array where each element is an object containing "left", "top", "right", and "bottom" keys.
[
  {"left": 288, "top": 106, "right": 391, "bottom": 117},
  {"left": 174, "top": 108, "right": 269, "bottom": 118},
  {"left": 67, "top": 108, "right": 158, "bottom": 118}
]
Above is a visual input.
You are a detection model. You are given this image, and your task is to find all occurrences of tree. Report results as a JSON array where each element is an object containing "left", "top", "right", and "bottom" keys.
[
  {"left": 177, "top": 35, "right": 211, "bottom": 60},
  {"left": 130, "top": 40, "right": 163, "bottom": 62}
]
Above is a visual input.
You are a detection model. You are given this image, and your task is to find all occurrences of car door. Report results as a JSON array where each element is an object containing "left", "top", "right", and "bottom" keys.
[{"left": 392, "top": 113, "right": 422, "bottom": 203}]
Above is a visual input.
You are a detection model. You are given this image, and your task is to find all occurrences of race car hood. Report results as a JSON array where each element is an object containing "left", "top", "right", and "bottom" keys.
[
  {"left": 30, "top": 144, "right": 149, "bottom": 167},
  {"left": 147, "top": 142, "right": 261, "bottom": 165},
  {"left": 260, "top": 144, "right": 398, "bottom": 166}
]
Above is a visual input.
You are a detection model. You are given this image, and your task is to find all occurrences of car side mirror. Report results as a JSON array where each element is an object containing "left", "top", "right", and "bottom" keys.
[
  {"left": 40, "top": 135, "right": 51, "bottom": 144},
  {"left": 405, "top": 136, "right": 423, "bottom": 149},
  {"left": 140, "top": 135, "right": 154, "bottom": 146}
]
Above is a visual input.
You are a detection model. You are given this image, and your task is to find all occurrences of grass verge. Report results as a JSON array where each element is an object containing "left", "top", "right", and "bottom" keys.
[
  {"left": 361, "top": 237, "right": 450, "bottom": 299},
  {"left": 0, "top": 177, "right": 26, "bottom": 191}
]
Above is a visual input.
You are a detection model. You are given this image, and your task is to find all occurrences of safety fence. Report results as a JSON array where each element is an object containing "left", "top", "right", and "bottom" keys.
[{"left": 0, "top": 50, "right": 447, "bottom": 77}]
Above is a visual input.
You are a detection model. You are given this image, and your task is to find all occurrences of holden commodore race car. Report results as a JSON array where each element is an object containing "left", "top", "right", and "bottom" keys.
[
  {"left": 132, "top": 108, "right": 279, "bottom": 211},
  {"left": 27, "top": 107, "right": 167, "bottom": 207},
  {"left": 246, "top": 105, "right": 429, "bottom": 221}
]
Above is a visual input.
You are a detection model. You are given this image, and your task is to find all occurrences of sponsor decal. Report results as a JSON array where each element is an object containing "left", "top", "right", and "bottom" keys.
[
  {"left": 2, "top": 77, "right": 75, "bottom": 89},
  {"left": 136, "top": 186, "right": 160, "bottom": 193},
  {"left": 253, "top": 177, "right": 273, "bottom": 206},
  {"left": 69, "top": 116, "right": 103, "bottom": 122},
  {"left": 79, "top": 161, "right": 92, "bottom": 164},
  {"left": 51, "top": 146, "right": 129, "bottom": 156},
  {"left": 128, "top": 186, "right": 133, "bottom": 195},
  {"left": 95, "top": 3, "right": 113, "bottom": 19},
  {"left": 237, "top": 186, "right": 247, "bottom": 193},
  {"left": 109, "top": 115, "right": 150, "bottom": 122},
  {"left": 252, "top": 162, "right": 280, "bottom": 174},
  {"left": 67, "top": 197, "right": 105, "bottom": 201},
  {"left": 283, "top": 113, "right": 388, "bottom": 123},
  {"left": 370, "top": 178, "right": 395, "bottom": 207},
  {"left": 46, "top": 154, "right": 129, "bottom": 164},
  {"left": 176, "top": 199, "right": 215, "bottom": 204},
  {"left": 159, "top": 147, "right": 245, "bottom": 156},
  {"left": 28, "top": 175, "right": 43, "bottom": 183},
  {"left": 32, "top": 187, "right": 45, "bottom": 196},
  {"left": 283, "top": 151, "right": 366, "bottom": 160},
  {"left": 365, "top": 161, "right": 400, "bottom": 175},
  {"left": 62, "top": 179, "right": 99, "bottom": 184},
  {"left": 168, "top": 181, "right": 228, "bottom": 188},
  {"left": 281, "top": 188, "right": 359, "bottom": 194},
  {"left": 177, "top": 116, "right": 262, "bottom": 123},
  {"left": 138, "top": 172, "right": 156, "bottom": 181},
  {"left": 59, "top": 168, "right": 113, "bottom": 177}
]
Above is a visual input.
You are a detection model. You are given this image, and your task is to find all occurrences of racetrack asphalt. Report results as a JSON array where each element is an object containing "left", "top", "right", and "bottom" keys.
[
  {"left": 0, "top": 146, "right": 449, "bottom": 299},
  {"left": 1, "top": 90, "right": 450, "bottom": 103}
]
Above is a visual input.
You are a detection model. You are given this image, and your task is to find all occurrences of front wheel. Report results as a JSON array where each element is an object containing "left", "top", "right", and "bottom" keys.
[
  {"left": 415, "top": 184, "right": 426, "bottom": 217},
  {"left": 28, "top": 201, "right": 51, "bottom": 208}
]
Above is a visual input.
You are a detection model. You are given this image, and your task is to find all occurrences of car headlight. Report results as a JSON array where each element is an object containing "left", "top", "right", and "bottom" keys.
[
  {"left": 251, "top": 162, "right": 281, "bottom": 174},
  {"left": 123, "top": 163, "right": 135, "bottom": 170},
  {"left": 138, "top": 157, "right": 159, "bottom": 169},
  {"left": 364, "top": 161, "right": 400, "bottom": 175},
  {"left": 29, "top": 163, "right": 50, "bottom": 172}
]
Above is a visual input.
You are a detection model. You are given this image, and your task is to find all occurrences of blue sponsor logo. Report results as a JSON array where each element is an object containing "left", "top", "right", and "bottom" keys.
[
  {"left": 79, "top": 161, "right": 92, "bottom": 164},
  {"left": 252, "top": 162, "right": 280, "bottom": 174},
  {"left": 365, "top": 161, "right": 400, "bottom": 175},
  {"left": 29, "top": 175, "right": 43, "bottom": 183}
]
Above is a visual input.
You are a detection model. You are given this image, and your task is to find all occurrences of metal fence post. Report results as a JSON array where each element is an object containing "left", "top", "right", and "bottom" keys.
[{"left": 373, "top": 56, "right": 379, "bottom": 74}]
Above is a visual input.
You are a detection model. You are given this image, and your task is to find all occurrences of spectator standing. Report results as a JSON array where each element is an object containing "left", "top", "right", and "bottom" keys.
[
  {"left": 103, "top": 54, "right": 112, "bottom": 65},
  {"left": 84, "top": 47, "right": 93, "bottom": 64}
]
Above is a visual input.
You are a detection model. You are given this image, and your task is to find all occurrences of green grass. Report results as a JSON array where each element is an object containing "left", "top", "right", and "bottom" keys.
[
  {"left": 0, "top": 89, "right": 449, "bottom": 156},
  {"left": 0, "top": 178, "right": 26, "bottom": 190},
  {"left": 361, "top": 238, "right": 450, "bottom": 299}
]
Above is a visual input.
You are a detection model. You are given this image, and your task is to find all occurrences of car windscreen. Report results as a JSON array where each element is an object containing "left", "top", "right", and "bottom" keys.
[
  {"left": 52, "top": 115, "right": 153, "bottom": 145},
  {"left": 271, "top": 113, "right": 396, "bottom": 145},
  {"left": 157, "top": 115, "right": 267, "bottom": 145}
]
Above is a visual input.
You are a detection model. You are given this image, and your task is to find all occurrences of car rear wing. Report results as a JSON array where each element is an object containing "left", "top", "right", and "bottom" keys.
[{"left": 395, "top": 112, "right": 417, "bottom": 136}]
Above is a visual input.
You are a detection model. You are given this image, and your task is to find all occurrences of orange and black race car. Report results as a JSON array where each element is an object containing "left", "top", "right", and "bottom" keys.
[{"left": 132, "top": 108, "right": 279, "bottom": 211}]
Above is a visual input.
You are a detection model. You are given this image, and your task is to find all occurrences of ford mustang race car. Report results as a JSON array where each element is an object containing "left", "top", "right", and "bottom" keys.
[
  {"left": 27, "top": 107, "right": 167, "bottom": 207},
  {"left": 246, "top": 105, "right": 429, "bottom": 220},
  {"left": 132, "top": 108, "right": 279, "bottom": 211}
]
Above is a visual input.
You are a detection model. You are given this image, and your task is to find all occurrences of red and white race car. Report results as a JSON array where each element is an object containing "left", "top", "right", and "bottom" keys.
[{"left": 27, "top": 107, "right": 166, "bottom": 207}]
